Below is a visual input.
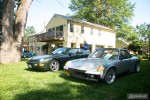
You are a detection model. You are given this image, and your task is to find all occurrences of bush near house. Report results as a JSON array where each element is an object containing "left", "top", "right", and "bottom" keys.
[
  {"left": 0, "top": 60, "right": 149, "bottom": 100},
  {"left": 133, "top": 54, "right": 149, "bottom": 60}
]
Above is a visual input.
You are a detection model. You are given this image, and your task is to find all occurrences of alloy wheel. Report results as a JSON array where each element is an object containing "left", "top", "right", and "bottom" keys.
[
  {"left": 104, "top": 68, "right": 116, "bottom": 84},
  {"left": 50, "top": 60, "right": 60, "bottom": 71}
]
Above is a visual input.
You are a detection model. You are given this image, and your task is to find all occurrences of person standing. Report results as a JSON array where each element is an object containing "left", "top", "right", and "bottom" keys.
[{"left": 82, "top": 40, "right": 89, "bottom": 51}]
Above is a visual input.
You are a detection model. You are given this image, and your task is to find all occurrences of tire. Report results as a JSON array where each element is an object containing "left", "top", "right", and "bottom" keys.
[
  {"left": 103, "top": 68, "right": 116, "bottom": 84},
  {"left": 49, "top": 60, "right": 60, "bottom": 71},
  {"left": 135, "top": 62, "right": 140, "bottom": 72}
]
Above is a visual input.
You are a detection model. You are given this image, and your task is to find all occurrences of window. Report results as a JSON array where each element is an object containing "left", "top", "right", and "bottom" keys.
[
  {"left": 48, "top": 29, "right": 51, "bottom": 33},
  {"left": 81, "top": 26, "right": 84, "bottom": 33},
  {"left": 33, "top": 38, "right": 35, "bottom": 42},
  {"left": 37, "top": 47, "right": 40, "bottom": 52},
  {"left": 70, "top": 23, "right": 74, "bottom": 32},
  {"left": 69, "top": 48, "right": 77, "bottom": 54},
  {"left": 120, "top": 50, "right": 131, "bottom": 59},
  {"left": 98, "top": 30, "right": 101, "bottom": 36},
  {"left": 60, "top": 25, "right": 63, "bottom": 31},
  {"left": 90, "top": 28, "right": 93, "bottom": 35}
]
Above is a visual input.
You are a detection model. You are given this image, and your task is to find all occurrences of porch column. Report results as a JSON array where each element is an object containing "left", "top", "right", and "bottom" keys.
[
  {"left": 75, "top": 43, "right": 80, "bottom": 48},
  {"left": 92, "top": 44, "right": 96, "bottom": 52},
  {"left": 49, "top": 44, "right": 53, "bottom": 53},
  {"left": 55, "top": 44, "right": 59, "bottom": 49},
  {"left": 63, "top": 41, "right": 71, "bottom": 47}
]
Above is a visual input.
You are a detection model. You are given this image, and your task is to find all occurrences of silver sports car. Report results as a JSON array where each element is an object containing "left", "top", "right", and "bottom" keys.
[{"left": 64, "top": 48, "right": 140, "bottom": 84}]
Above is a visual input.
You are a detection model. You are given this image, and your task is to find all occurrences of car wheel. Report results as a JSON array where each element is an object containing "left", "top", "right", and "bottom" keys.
[
  {"left": 135, "top": 62, "right": 140, "bottom": 72},
  {"left": 103, "top": 68, "right": 116, "bottom": 84},
  {"left": 49, "top": 60, "right": 60, "bottom": 71}
]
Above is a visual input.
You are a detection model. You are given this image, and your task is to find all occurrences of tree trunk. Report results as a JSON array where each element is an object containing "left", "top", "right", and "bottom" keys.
[{"left": 0, "top": 0, "right": 33, "bottom": 64}]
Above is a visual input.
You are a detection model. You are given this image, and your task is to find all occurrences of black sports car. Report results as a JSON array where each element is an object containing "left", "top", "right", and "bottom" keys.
[{"left": 27, "top": 47, "right": 90, "bottom": 71}]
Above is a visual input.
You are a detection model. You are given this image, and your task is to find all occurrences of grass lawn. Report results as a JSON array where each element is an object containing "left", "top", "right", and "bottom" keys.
[{"left": 0, "top": 60, "right": 150, "bottom": 100}]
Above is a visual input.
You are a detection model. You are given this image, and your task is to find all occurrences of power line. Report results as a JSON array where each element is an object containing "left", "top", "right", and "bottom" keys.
[{"left": 55, "top": 0, "right": 65, "bottom": 8}]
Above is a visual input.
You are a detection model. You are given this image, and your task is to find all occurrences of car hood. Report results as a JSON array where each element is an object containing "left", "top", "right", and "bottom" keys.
[
  {"left": 31, "top": 54, "right": 66, "bottom": 60},
  {"left": 67, "top": 58, "right": 112, "bottom": 71}
]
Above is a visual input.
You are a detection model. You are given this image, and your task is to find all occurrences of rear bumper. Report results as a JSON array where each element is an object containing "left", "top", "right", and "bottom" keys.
[{"left": 64, "top": 68, "right": 101, "bottom": 81}]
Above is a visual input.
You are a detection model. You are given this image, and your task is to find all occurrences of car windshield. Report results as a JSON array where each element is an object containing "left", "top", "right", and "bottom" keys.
[
  {"left": 88, "top": 49, "right": 119, "bottom": 60},
  {"left": 52, "top": 48, "right": 69, "bottom": 54}
]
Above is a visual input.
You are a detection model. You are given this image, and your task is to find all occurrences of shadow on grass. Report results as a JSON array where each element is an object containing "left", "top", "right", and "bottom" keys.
[
  {"left": 59, "top": 72, "right": 102, "bottom": 85},
  {"left": 13, "top": 81, "right": 113, "bottom": 100},
  {"left": 24, "top": 68, "right": 48, "bottom": 73}
]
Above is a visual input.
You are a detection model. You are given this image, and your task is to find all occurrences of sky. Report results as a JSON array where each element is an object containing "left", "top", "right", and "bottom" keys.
[{"left": 26, "top": 0, "right": 150, "bottom": 33}]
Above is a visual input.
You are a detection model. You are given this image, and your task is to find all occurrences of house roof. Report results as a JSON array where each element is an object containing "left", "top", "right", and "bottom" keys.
[
  {"left": 48, "top": 14, "right": 115, "bottom": 32},
  {"left": 116, "top": 38, "right": 129, "bottom": 45}
]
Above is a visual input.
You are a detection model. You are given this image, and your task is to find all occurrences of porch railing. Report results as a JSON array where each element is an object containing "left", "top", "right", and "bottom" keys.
[{"left": 37, "top": 31, "right": 64, "bottom": 42}]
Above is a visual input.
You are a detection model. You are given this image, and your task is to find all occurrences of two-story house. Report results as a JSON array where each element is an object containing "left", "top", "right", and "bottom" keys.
[
  {"left": 28, "top": 33, "right": 46, "bottom": 55},
  {"left": 37, "top": 14, "right": 116, "bottom": 53}
]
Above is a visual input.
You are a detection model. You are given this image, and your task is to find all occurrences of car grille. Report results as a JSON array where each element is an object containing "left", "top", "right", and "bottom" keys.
[
  {"left": 68, "top": 68, "right": 86, "bottom": 75},
  {"left": 68, "top": 68, "right": 100, "bottom": 81},
  {"left": 68, "top": 68, "right": 87, "bottom": 78},
  {"left": 28, "top": 60, "right": 39, "bottom": 64}
]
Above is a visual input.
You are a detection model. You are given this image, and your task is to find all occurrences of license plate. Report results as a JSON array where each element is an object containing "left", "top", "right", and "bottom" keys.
[{"left": 28, "top": 65, "right": 32, "bottom": 68}]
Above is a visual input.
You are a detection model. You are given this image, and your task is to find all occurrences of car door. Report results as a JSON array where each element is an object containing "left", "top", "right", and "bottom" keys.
[
  {"left": 57, "top": 48, "right": 78, "bottom": 66},
  {"left": 67, "top": 48, "right": 79, "bottom": 60},
  {"left": 117, "top": 50, "right": 131, "bottom": 74}
]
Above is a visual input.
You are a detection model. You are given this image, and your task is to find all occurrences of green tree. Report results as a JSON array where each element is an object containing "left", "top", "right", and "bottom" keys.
[
  {"left": 128, "top": 41, "right": 140, "bottom": 53},
  {"left": 69, "top": 0, "right": 135, "bottom": 40},
  {"left": 136, "top": 23, "right": 150, "bottom": 54},
  {"left": 69, "top": 0, "right": 134, "bottom": 28},
  {"left": 0, "top": 0, "right": 33, "bottom": 64},
  {"left": 24, "top": 26, "right": 36, "bottom": 42},
  {"left": 117, "top": 24, "right": 139, "bottom": 42}
]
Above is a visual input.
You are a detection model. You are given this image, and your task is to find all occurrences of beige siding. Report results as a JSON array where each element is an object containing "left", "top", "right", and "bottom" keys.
[
  {"left": 46, "top": 16, "right": 67, "bottom": 31},
  {"left": 28, "top": 36, "right": 46, "bottom": 54},
  {"left": 66, "top": 21, "right": 116, "bottom": 51},
  {"left": 116, "top": 40, "right": 128, "bottom": 48}
]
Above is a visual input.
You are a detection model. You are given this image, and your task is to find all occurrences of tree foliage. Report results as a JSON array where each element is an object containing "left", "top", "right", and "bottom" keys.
[
  {"left": 117, "top": 24, "right": 139, "bottom": 41},
  {"left": 136, "top": 23, "right": 150, "bottom": 53},
  {"left": 69, "top": 0, "right": 135, "bottom": 41},
  {"left": 24, "top": 26, "right": 36, "bottom": 42},
  {"left": 128, "top": 41, "right": 140, "bottom": 53},
  {"left": 69, "top": 0, "right": 134, "bottom": 28}
]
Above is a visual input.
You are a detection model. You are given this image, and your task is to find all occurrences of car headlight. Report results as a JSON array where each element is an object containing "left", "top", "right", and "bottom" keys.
[
  {"left": 65, "top": 61, "right": 71, "bottom": 66},
  {"left": 64, "top": 61, "right": 71, "bottom": 69},
  {"left": 97, "top": 65, "right": 104, "bottom": 72},
  {"left": 39, "top": 58, "right": 44, "bottom": 62}
]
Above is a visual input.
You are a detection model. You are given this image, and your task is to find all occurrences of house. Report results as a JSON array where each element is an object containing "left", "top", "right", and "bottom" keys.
[
  {"left": 36, "top": 14, "right": 116, "bottom": 53},
  {"left": 28, "top": 33, "right": 46, "bottom": 55},
  {"left": 116, "top": 39, "right": 129, "bottom": 48}
]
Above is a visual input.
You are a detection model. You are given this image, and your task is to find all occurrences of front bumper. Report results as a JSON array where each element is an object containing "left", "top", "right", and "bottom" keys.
[
  {"left": 64, "top": 68, "right": 102, "bottom": 81},
  {"left": 27, "top": 60, "right": 49, "bottom": 71}
]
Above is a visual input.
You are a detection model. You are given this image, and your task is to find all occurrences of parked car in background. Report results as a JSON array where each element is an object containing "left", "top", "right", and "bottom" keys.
[
  {"left": 64, "top": 48, "right": 140, "bottom": 84},
  {"left": 27, "top": 47, "right": 90, "bottom": 71}
]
